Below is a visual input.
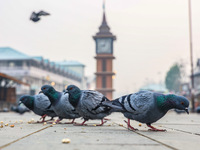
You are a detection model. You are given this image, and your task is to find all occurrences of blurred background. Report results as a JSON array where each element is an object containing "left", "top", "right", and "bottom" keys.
[{"left": 0, "top": 0, "right": 200, "bottom": 112}]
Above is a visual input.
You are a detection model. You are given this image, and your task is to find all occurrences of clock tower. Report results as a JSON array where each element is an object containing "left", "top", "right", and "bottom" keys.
[{"left": 93, "top": 5, "right": 116, "bottom": 100}]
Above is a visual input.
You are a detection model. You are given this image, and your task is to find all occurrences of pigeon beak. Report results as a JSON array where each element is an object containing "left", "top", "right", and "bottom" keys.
[
  {"left": 39, "top": 91, "right": 43, "bottom": 94},
  {"left": 64, "top": 90, "right": 69, "bottom": 95},
  {"left": 18, "top": 101, "right": 22, "bottom": 106},
  {"left": 185, "top": 108, "right": 189, "bottom": 114}
]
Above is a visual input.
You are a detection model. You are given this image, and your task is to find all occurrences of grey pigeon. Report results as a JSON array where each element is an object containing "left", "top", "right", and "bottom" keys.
[
  {"left": 65, "top": 85, "right": 115, "bottom": 126},
  {"left": 11, "top": 104, "right": 30, "bottom": 114},
  {"left": 196, "top": 106, "right": 200, "bottom": 113},
  {"left": 40, "top": 85, "right": 80, "bottom": 124},
  {"left": 30, "top": 11, "right": 50, "bottom": 22},
  {"left": 103, "top": 91, "right": 189, "bottom": 131},
  {"left": 19, "top": 94, "right": 57, "bottom": 122}
]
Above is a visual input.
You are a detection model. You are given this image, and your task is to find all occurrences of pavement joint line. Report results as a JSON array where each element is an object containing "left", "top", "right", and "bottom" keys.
[
  {"left": 0, "top": 124, "right": 53, "bottom": 149},
  {"left": 77, "top": 143, "right": 160, "bottom": 146},
  {"left": 162, "top": 126, "right": 200, "bottom": 136},
  {"left": 112, "top": 122, "right": 178, "bottom": 150},
  {"left": 155, "top": 123, "right": 200, "bottom": 125}
]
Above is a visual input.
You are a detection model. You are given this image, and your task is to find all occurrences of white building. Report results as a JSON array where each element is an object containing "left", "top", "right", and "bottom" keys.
[{"left": 0, "top": 47, "right": 86, "bottom": 96}]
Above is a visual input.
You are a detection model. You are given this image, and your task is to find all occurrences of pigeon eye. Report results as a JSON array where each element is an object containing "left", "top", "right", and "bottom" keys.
[
  {"left": 181, "top": 102, "right": 184, "bottom": 105},
  {"left": 43, "top": 88, "right": 46, "bottom": 90},
  {"left": 70, "top": 87, "right": 73, "bottom": 90}
]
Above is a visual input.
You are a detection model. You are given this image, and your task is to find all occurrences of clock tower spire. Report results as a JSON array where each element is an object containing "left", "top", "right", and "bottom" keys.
[{"left": 93, "top": 1, "right": 116, "bottom": 100}]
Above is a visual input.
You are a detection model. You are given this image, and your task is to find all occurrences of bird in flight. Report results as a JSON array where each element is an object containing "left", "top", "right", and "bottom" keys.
[{"left": 30, "top": 11, "right": 50, "bottom": 22}]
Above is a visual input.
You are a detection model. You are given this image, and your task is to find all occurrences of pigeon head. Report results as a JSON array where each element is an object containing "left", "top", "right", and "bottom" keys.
[
  {"left": 66, "top": 85, "right": 81, "bottom": 99},
  {"left": 173, "top": 95, "right": 189, "bottom": 114},
  {"left": 19, "top": 95, "right": 34, "bottom": 110},
  {"left": 156, "top": 94, "right": 189, "bottom": 114},
  {"left": 41, "top": 85, "right": 58, "bottom": 103},
  {"left": 66, "top": 85, "right": 81, "bottom": 107},
  {"left": 41, "top": 85, "right": 55, "bottom": 94}
]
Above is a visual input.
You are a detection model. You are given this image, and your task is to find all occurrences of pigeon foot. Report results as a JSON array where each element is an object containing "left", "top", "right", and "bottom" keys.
[
  {"left": 73, "top": 120, "right": 87, "bottom": 126},
  {"left": 37, "top": 120, "right": 46, "bottom": 123},
  {"left": 44, "top": 117, "right": 54, "bottom": 122},
  {"left": 37, "top": 114, "right": 47, "bottom": 123},
  {"left": 124, "top": 119, "right": 138, "bottom": 131},
  {"left": 147, "top": 124, "right": 166, "bottom": 132},
  {"left": 49, "top": 119, "right": 62, "bottom": 124},
  {"left": 103, "top": 118, "right": 111, "bottom": 121},
  {"left": 96, "top": 119, "right": 107, "bottom": 126}
]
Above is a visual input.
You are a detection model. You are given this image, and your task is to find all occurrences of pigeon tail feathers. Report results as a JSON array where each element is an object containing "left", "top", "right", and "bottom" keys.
[{"left": 102, "top": 100, "right": 125, "bottom": 112}]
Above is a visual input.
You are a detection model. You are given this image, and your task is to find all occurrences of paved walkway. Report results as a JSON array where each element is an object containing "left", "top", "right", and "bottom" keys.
[{"left": 0, "top": 111, "right": 200, "bottom": 150}]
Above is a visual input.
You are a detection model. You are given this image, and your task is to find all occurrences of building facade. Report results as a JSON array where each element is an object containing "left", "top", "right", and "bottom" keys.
[
  {"left": 0, "top": 47, "right": 85, "bottom": 97},
  {"left": 56, "top": 61, "right": 86, "bottom": 89}
]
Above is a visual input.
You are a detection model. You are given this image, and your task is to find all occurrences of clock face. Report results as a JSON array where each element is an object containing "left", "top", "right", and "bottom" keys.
[{"left": 97, "top": 38, "right": 112, "bottom": 54}]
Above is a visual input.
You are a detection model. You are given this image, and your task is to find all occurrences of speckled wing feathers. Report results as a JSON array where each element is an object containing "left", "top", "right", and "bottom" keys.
[
  {"left": 33, "top": 94, "right": 57, "bottom": 117},
  {"left": 118, "top": 91, "right": 154, "bottom": 114},
  {"left": 34, "top": 94, "right": 51, "bottom": 110},
  {"left": 53, "top": 93, "right": 80, "bottom": 119},
  {"left": 81, "top": 90, "right": 106, "bottom": 114},
  {"left": 75, "top": 90, "right": 111, "bottom": 120},
  {"left": 60, "top": 93, "right": 76, "bottom": 112}
]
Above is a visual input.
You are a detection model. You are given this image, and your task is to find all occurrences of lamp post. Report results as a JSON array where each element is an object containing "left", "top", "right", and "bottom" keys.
[{"left": 188, "top": 0, "right": 195, "bottom": 112}]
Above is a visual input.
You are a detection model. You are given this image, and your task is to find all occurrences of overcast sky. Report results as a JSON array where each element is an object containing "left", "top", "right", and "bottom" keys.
[{"left": 0, "top": 0, "right": 200, "bottom": 97}]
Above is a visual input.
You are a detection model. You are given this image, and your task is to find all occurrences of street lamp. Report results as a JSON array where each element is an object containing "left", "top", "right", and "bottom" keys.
[{"left": 188, "top": 0, "right": 195, "bottom": 112}]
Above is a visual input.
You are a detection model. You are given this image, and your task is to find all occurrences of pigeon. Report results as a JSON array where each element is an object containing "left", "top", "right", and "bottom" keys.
[
  {"left": 65, "top": 85, "right": 116, "bottom": 126},
  {"left": 40, "top": 85, "right": 80, "bottom": 124},
  {"left": 30, "top": 11, "right": 50, "bottom": 22},
  {"left": 103, "top": 91, "right": 189, "bottom": 131},
  {"left": 19, "top": 94, "right": 57, "bottom": 122},
  {"left": 11, "top": 104, "right": 30, "bottom": 114},
  {"left": 196, "top": 106, "right": 200, "bottom": 113}
]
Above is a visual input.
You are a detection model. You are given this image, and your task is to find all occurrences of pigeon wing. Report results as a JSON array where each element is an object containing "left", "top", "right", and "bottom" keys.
[
  {"left": 81, "top": 90, "right": 108, "bottom": 114},
  {"left": 30, "top": 12, "right": 36, "bottom": 20},
  {"left": 118, "top": 91, "right": 154, "bottom": 114},
  {"left": 34, "top": 94, "right": 51, "bottom": 111},
  {"left": 38, "top": 11, "right": 50, "bottom": 16},
  {"left": 60, "top": 93, "right": 76, "bottom": 112}
]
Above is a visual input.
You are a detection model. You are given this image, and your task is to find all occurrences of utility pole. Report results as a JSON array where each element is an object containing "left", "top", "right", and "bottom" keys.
[{"left": 188, "top": 0, "right": 195, "bottom": 112}]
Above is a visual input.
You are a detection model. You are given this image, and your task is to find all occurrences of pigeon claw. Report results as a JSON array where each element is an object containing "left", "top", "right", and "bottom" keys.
[
  {"left": 96, "top": 120, "right": 107, "bottom": 126},
  {"left": 39, "top": 114, "right": 47, "bottom": 122},
  {"left": 124, "top": 120, "right": 138, "bottom": 131},
  {"left": 73, "top": 123, "right": 87, "bottom": 126},
  {"left": 103, "top": 118, "right": 111, "bottom": 121},
  {"left": 147, "top": 124, "right": 167, "bottom": 132},
  {"left": 73, "top": 120, "right": 87, "bottom": 126},
  {"left": 37, "top": 120, "right": 46, "bottom": 123}
]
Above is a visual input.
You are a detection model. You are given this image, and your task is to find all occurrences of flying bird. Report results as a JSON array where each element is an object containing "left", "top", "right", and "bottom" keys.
[
  {"left": 30, "top": 11, "right": 50, "bottom": 22},
  {"left": 103, "top": 90, "right": 189, "bottom": 131},
  {"left": 65, "top": 85, "right": 118, "bottom": 126},
  {"left": 19, "top": 94, "right": 57, "bottom": 122},
  {"left": 40, "top": 85, "right": 80, "bottom": 124}
]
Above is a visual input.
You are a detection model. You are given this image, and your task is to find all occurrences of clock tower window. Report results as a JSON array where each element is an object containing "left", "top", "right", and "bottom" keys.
[
  {"left": 102, "top": 76, "right": 106, "bottom": 88},
  {"left": 102, "top": 59, "right": 106, "bottom": 71}
]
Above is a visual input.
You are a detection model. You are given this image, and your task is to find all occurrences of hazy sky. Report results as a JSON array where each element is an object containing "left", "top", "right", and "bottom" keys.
[{"left": 0, "top": 0, "right": 200, "bottom": 96}]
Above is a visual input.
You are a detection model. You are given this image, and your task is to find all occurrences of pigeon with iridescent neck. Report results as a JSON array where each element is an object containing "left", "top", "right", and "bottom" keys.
[
  {"left": 65, "top": 85, "right": 116, "bottom": 126},
  {"left": 41, "top": 85, "right": 80, "bottom": 124},
  {"left": 103, "top": 91, "right": 189, "bottom": 131},
  {"left": 19, "top": 94, "right": 57, "bottom": 122}
]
